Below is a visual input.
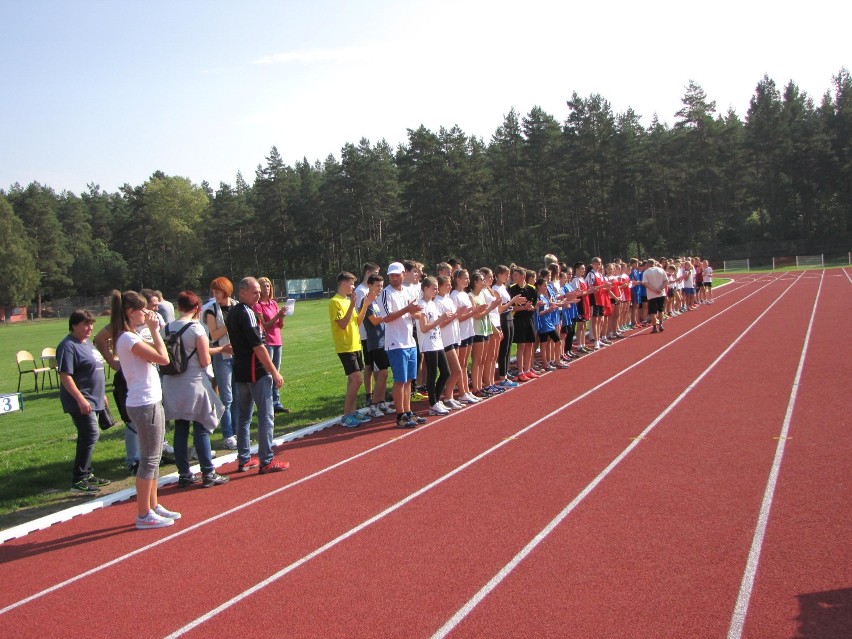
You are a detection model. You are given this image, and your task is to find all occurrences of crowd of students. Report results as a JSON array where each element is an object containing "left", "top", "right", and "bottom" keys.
[
  {"left": 53, "top": 254, "right": 712, "bottom": 529},
  {"left": 327, "top": 255, "right": 714, "bottom": 429}
]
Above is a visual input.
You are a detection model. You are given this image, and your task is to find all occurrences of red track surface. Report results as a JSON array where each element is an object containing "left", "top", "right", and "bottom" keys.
[{"left": 1, "top": 271, "right": 849, "bottom": 638}]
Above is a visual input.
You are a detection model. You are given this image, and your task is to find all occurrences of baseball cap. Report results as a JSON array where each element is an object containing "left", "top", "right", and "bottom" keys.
[{"left": 386, "top": 262, "right": 405, "bottom": 275}]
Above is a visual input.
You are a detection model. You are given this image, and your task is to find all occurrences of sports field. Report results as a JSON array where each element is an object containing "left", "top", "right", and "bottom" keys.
[{"left": 0, "top": 269, "right": 849, "bottom": 638}]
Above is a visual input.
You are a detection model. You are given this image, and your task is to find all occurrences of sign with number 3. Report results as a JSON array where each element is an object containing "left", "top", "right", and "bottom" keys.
[{"left": 1, "top": 393, "right": 24, "bottom": 414}]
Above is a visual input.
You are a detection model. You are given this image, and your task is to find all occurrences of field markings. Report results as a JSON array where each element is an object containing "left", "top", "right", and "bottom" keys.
[
  {"left": 432, "top": 270, "right": 810, "bottom": 639},
  {"left": 726, "top": 270, "right": 824, "bottom": 639},
  {"left": 161, "top": 274, "right": 797, "bottom": 638},
  {"left": 0, "top": 271, "right": 787, "bottom": 619}
]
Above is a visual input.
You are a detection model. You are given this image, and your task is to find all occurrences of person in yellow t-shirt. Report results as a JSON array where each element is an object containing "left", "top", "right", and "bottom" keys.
[{"left": 329, "top": 271, "right": 376, "bottom": 428}]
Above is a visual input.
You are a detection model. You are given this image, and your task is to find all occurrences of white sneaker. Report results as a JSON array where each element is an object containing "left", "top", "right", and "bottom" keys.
[
  {"left": 136, "top": 510, "right": 174, "bottom": 530},
  {"left": 162, "top": 441, "right": 175, "bottom": 455},
  {"left": 154, "top": 504, "right": 181, "bottom": 520},
  {"left": 445, "top": 398, "right": 465, "bottom": 410},
  {"left": 436, "top": 400, "right": 452, "bottom": 411},
  {"left": 462, "top": 392, "right": 481, "bottom": 404},
  {"left": 366, "top": 404, "right": 385, "bottom": 418},
  {"left": 222, "top": 436, "right": 237, "bottom": 450},
  {"left": 428, "top": 403, "right": 450, "bottom": 416},
  {"left": 377, "top": 401, "right": 395, "bottom": 414}
]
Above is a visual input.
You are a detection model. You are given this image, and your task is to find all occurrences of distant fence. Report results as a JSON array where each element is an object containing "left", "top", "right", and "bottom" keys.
[
  {"left": 721, "top": 252, "right": 851, "bottom": 271},
  {"left": 283, "top": 278, "right": 325, "bottom": 299}
]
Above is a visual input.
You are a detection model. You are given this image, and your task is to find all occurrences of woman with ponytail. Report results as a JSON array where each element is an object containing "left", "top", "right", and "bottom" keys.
[{"left": 110, "top": 290, "right": 180, "bottom": 530}]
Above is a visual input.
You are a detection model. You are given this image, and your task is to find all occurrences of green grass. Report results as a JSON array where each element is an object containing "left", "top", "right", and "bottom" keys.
[
  {"left": 0, "top": 299, "right": 344, "bottom": 526},
  {"left": 718, "top": 263, "right": 850, "bottom": 274}
]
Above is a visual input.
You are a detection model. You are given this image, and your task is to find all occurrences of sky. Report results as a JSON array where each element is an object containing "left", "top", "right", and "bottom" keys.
[{"left": 1, "top": 0, "right": 849, "bottom": 195}]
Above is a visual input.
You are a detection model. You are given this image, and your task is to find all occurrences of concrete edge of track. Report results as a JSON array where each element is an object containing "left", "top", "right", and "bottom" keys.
[{"left": 0, "top": 416, "right": 344, "bottom": 544}]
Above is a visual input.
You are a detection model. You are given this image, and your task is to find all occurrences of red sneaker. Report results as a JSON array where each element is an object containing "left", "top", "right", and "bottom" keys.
[
  {"left": 259, "top": 459, "right": 290, "bottom": 474},
  {"left": 517, "top": 373, "right": 530, "bottom": 382},
  {"left": 238, "top": 456, "right": 259, "bottom": 472},
  {"left": 526, "top": 370, "right": 541, "bottom": 379}
]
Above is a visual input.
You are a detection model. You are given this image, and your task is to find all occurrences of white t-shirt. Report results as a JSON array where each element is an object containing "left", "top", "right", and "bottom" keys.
[
  {"left": 437, "top": 294, "right": 459, "bottom": 347},
  {"left": 451, "top": 289, "right": 474, "bottom": 340},
  {"left": 417, "top": 299, "right": 445, "bottom": 352},
  {"left": 116, "top": 330, "right": 162, "bottom": 407},
  {"left": 683, "top": 269, "right": 695, "bottom": 289},
  {"left": 642, "top": 267, "right": 669, "bottom": 299},
  {"left": 355, "top": 282, "right": 370, "bottom": 341},
  {"left": 703, "top": 266, "right": 713, "bottom": 282},
  {"left": 378, "top": 285, "right": 417, "bottom": 351},
  {"left": 484, "top": 288, "right": 500, "bottom": 329}
]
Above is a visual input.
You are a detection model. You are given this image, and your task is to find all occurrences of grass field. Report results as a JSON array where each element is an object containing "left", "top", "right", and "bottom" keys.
[{"left": 0, "top": 299, "right": 343, "bottom": 526}]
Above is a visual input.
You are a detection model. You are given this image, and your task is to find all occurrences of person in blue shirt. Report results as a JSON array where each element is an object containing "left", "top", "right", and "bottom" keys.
[{"left": 535, "top": 277, "right": 564, "bottom": 371}]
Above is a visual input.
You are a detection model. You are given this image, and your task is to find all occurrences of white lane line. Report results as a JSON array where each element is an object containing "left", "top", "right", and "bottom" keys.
[
  {"left": 726, "top": 270, "right": 824, "bottom": 639},
  {"left": 163, "top": 275, "right": 799, "bottom": 638},
  {"left": 431, "top": 271, "right": 809, "bottom": 639},
  {"left": 0, "top": 271, "right": 786, "bottom": 618}
]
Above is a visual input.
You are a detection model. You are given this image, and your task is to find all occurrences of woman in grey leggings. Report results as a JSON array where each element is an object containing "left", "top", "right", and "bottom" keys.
[{"left": 111, "top": 290, "right": 181, "bottom": 530}]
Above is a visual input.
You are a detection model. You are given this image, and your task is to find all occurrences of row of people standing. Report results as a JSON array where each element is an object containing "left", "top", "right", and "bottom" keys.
[{"left": 60, "top": 276, "right": 290, "bottom": 529}]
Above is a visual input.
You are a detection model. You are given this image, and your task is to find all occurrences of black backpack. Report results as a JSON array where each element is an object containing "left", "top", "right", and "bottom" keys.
[{"left": 159, "top": 323, "right": 197, "bottom": 375}]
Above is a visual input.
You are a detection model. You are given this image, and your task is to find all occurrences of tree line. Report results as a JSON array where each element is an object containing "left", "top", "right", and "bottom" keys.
[{"left": 1, "top": 70, "right": 850, "bottom": 307}]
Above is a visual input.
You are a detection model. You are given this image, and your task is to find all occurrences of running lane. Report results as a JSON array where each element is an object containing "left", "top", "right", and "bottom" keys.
[
  {"left": 432, "top": 272, "right": 819, "bottom": 638},
  {"left": 736, "top": 269, "right": 852, "bottom": 639}
]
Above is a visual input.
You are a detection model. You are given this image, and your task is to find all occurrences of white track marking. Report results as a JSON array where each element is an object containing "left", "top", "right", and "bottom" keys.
[
  {"left": 0, "top": 272, "right": 786, "bottom": 618},
  {"left": 163, "top": 275, "right": 801, "bottom": 638},
  {"left": 726, "top": 270, "right": 824, "bottom": 639},
  {"left": 432, "top": 271, "right": 809, "bottom": 639}
]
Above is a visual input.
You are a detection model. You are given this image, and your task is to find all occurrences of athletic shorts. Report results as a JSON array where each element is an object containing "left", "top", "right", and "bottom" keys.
[
  {"left": 648, "top": 297, "right": 665, "bottom": 315},
  {"left": 472, "top": 334, "right": 489, "bottom": 344},
  {"left": 703, "top": 282, "right": 712, "bottom": 288},
  {"left": 459, "top": 336, "right": 473, "bottom": 348},
  {"left": 591, "top": 305, "right": 604, "bottom": 317},
  {"left": 443, "top": 343, "right": 458, "bottom": 352},
  {"left": 338, "top": 351, "right": 364, "bottom": 376},
  {"left": 539, "top": 330, "right": 560, "bottom": 343},
  {"left": 369, "top": 348, "right": 390, "bottom": 371},
  {"left": 683, "top": 287, "right": 695, "bottom": 296},
  {"left": 631, "top": 289, "right": 646, "bottom": 305},
  {"left": 513, "top": 315, "right": 536, "bottom": 344},
  {"left": 667, "top": 288, "right": 675, "bottom": 298},
  {"left": 361, "top": 339, "right": 374, "bottom": 367},
  {"left": 387, "top": 347, "right": 418, "bottom": 383}
]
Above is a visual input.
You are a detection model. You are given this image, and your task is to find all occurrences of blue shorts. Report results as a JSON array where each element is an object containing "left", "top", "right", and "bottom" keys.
[
  {"left": 387, "top": 347, "right": 418, "bottom": 383},
  {"left": 631, "top": 289, "right": 646, "bottom": 305},
  {"left": 684, "top": 287, "right": 695, "bottom": 296}
]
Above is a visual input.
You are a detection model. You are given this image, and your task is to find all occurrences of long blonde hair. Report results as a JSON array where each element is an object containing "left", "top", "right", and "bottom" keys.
[{"left": 257, "top": 277, "right": 274, "bottom": 300}]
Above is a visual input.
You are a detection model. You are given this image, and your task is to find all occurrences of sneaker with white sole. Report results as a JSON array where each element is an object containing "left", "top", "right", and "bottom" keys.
[
  {"left": 376, "top": 401, "right": 395, "bottom": 414},
  {"left": 136, "top": 510, "right": 174, "bottom": 530},
  {"left": 445, "top": 398, "right": 465, "bottom": 410},
  {"left": 222, "top": 436, "right": 237, "bottom": 450},
  {"left": 154, "top": 504, "right": 181, "bottom": 520},
  {"left": 340, "top": 414, "right": 362, "bottom": 428},
  {"left": 462, "top": 392, "right": 481, "bottom": 404},
  {"left": 366, "top": 404, "right": 385, "bottom": 418},
  {"left": 428, "top": 403, "right": 450, "bottom": 416}
]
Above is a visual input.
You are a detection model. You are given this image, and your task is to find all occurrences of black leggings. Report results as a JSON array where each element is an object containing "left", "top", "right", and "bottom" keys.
[
  {"left": 498, "top": 314, "right": 514, "bottom": 377},
  {"left": 423, "top": 350, "right": 450, "bottom": 406},
  {"left": 563, "top": 321, "right": 575, "bottom": 352}
]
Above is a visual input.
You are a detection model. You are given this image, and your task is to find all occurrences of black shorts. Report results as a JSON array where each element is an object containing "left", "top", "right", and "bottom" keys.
[
  {"left": 361, "top": 339, "right": 374, "bottom": 367},
  {"left": 648, "top": 297, "right": 665, "bottom": 315},
  {"left": 667, "top": 288, "right": 675, "bottom": 298},
  {"left": 459, "top": 336, "right": 473, "bottom": 348},
  {"left": 513, "top": 315, "right": 536, "bottom": 344},
  {"left": 443, "top": 343, "right": 458, "bottom": 352},
  {"left": 539, "top": 330, "right": 560, "bottom": 343},
  {"left": 591, "top": 305, "right": 604, "bottom": 317},
  {"left": 703, "top": 282, "right": 712, "bottom": 288},
  {"left": 472, "top": 334, "right": 489, "bottom": 344},
  {"left": 338, "top": 351, "right": 364, "bottom": 376},
  {"left": 369, "top": 348, "right": 389, "bottom": 371}
]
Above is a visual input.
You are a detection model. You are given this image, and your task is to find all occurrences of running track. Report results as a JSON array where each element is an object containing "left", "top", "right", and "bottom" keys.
[{"left": 1, "top": 270, "right": 849, "bottom": 638}]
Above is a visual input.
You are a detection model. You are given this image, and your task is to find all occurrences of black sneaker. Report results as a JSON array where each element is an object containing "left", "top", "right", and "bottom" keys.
[
  {"left": 178, "top": 473, "right": 199, "bottom": 487},
  {"left": 86, "top": 474, "right": 111, "bottom": 486},
  {"left": 406, "top": 411, "right": 427, "bottom": 425},
  {"left": 652, "top": 326, "right": 658, "bottom": 333},
  {"left": 396, "top": 414, "right": 418, "bottom": 429},
  {"left": 202, "top": 472, "right": 230, "bottom": 488},
  {"left": 71, "top": 480, "right": 100, "bottom": 494},
  {"left": 128, "top": 462, "right": 139, "bottom": 477},
  {"left": 658, "top": 324, "right": 665, "bottom": 332}
]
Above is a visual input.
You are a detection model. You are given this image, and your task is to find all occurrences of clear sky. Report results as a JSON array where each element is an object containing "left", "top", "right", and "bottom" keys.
[{"left": 1, "top": 0, "right": 848, "bottom": 195}]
